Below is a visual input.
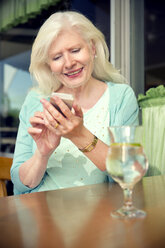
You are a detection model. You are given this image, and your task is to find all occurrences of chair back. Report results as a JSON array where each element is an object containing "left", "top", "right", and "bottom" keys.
[{"left": 0, "top": 157, "right": 13, "bottom": 197}]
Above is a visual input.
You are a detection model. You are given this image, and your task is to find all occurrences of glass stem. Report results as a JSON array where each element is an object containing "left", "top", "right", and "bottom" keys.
[{"left": 123, "top": 188, "right": 133, "bottom": 210}]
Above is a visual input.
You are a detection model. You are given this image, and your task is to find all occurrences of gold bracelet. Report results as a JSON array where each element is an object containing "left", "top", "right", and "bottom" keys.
[{"left": 79, "top": 135, "right": 98, "bottom": 153}]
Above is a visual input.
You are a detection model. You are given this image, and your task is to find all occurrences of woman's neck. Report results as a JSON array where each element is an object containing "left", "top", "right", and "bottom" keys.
[{"left": 57, "top": 78, "right": 107, "bottom": 111}]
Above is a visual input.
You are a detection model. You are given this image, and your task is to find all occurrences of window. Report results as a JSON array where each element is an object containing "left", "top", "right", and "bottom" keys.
[
  {"left": 0, "top": 1, "right": 70, "bottom": 154},
  {"left": 144, "top": 0, "right": 165, "bottom": 91}
]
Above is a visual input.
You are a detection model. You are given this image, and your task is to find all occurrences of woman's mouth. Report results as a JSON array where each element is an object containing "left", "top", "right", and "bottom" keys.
[{"left": 64, "top": 68, "right": 83, "bottom": 77}]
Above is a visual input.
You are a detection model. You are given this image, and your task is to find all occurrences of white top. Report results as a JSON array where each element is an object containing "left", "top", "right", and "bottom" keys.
[{"left": 38, "top": 87, "right": 109, "bottom": 191}]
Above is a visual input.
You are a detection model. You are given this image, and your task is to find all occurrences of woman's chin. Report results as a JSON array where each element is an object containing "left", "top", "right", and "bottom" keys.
[{"left": 62, "top": 80, "right": 86, "bottom": 89}]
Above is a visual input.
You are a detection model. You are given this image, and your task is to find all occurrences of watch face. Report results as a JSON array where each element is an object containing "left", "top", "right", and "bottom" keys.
[{"left": 79, "top": 136, "right": 98, "bottom": 152}]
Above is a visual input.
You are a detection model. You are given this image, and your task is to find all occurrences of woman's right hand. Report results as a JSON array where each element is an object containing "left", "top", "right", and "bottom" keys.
[{"left": 28, "top": 111, "right": 61, "bottom": 157}]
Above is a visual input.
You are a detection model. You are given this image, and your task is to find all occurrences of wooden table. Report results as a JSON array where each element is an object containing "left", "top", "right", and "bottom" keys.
[{"left": 0, "top": 175, "right": 165, "bottom": 248}]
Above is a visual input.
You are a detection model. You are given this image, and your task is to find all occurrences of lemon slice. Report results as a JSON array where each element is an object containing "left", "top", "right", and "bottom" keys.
[{"left": 110, "top": 143, "right": 142, "bottom": 147}]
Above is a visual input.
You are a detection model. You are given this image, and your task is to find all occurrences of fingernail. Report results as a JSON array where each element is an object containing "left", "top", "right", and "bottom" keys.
[
  {"left": 37, "top": 129, "right": 42, "bottom": 133},
  {"left": 40, "top": 98, "right": 46, "bottom": 104}
]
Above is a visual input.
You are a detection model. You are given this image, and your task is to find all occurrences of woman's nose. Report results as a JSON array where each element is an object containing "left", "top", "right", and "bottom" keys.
[{"left": 64, "top": 54, "right": 75, "bottom": 69}]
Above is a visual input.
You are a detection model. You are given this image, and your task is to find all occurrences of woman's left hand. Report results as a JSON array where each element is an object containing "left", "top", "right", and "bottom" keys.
[{"left": 40, "top": 97, "right": 84, "bottom": 140}]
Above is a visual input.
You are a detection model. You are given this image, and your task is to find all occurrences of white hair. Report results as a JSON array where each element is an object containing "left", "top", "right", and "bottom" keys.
[{"left": 29, "top": 11, "right": 126, "bottom": 95}]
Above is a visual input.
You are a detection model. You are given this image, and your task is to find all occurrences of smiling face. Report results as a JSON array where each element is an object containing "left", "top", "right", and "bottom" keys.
[{"left": 48, "top": 28, "right": 95, "bottom": 89}]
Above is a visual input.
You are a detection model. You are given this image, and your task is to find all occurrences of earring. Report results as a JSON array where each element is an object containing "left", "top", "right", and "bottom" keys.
[{"left": 94, "top": 54, "right": 97, "bottom": 58}]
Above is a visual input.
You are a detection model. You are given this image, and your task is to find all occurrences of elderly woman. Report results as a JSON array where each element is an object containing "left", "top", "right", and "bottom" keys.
[{"left": 11, "top": 11, "right": 139, "bottom": 194}]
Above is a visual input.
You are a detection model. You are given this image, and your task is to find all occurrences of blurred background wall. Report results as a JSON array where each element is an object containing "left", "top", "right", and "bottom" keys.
[{"left": 0, "top": 0, "right": 165, "bottom": 154}]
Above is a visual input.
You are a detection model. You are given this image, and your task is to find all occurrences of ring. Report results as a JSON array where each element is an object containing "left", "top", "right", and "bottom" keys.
[{"left": 54, "top": 123, "right": 59, "bottom": 129}]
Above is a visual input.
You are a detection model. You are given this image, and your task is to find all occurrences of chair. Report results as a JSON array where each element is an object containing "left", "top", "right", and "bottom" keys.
[{"left": 0, "top": 156, "right": 13, "bottom": 197}]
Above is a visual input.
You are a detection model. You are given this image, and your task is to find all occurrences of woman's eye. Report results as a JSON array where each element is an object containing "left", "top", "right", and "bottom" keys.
[
  {"left": 72, "top": 48, "right": 81, "bottom": 53},
  {"left": 53, "top": 55, "right": 61, "bottom": 61}
]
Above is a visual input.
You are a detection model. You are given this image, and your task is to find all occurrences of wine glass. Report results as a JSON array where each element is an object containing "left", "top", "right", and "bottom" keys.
[{"left": 106, "top": 126, "right": 148, "bottom": 219}]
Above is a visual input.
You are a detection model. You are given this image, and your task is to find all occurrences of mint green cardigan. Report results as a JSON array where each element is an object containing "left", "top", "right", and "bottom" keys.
[{"left": 11, "top": 82, "right": 139, "bottom": 194}]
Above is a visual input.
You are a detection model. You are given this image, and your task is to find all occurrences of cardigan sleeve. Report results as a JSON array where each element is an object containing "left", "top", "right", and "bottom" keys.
[
  {"left": 108, "top": 82, "right": 139, "bottom": 126},
  {"left": 10, "top": 90, "right": 45, "bottom": 195}
]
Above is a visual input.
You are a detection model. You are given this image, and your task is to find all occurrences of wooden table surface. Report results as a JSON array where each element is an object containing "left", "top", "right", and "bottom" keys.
[{"left": 0, "top": 175, "right": 165, "bottom": 248}]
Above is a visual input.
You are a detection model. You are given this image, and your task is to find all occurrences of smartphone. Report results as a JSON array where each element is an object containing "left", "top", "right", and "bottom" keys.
[{"left": 50, "top": 92, "right": 74, "bottom": 116}]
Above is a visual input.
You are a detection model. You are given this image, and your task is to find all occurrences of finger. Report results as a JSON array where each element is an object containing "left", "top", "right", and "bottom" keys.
[
  {"left": 43, "top": 107, "right": 60, "bottom": 128},
  {"left": 28, "top": 127, "right": 42, "bottom": 135},
  {"left": 29, "top": 116, "right": 45, "bottom": 126},
  {"left": 41, "top": 98, "right": 65, "bottom": 120},
  {"left": 34, "top": 111, "right": 44, "bottom": 118},
  {"left": 73, "top": 103, "right": 83, "bottom": 118},
  {"left": 41, "top": 99, "right": 70, "bottom": 130},
  {"left": 42, "top": 109, "right": 62, "bottom": 134},
  {"left": 53, "top": 96, "right": 73, "bottom": 118}
]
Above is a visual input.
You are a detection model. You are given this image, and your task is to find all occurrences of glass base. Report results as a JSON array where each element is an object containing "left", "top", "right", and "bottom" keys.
[{"left": 111, "top": 206, "right": 146, "bottom": 219}]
